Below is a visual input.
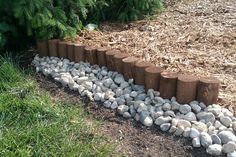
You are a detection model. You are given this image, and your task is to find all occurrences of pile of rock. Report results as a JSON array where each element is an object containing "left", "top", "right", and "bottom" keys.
[{"left": 33, "top": 55, "right": 236, "bottom": 156}]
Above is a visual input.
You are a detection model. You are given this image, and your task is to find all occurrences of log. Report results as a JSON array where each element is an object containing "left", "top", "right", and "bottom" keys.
[
  {"left": 145, "top": 66, "right": 163, "bottom": 91},
  {"left": 197, "top": 77, "right": 220, "bottom": 105},
  {"left": 105, "top": 50, "right": 119, "bottom": 71},
  {"left": 135, "top": 61, "right": 154, "bottom": 85},
  {"left": 84, "top": 46, "right": 97, "bottom": 65},
  {"left": 97, "top": 47, "right": 109, "bottom": 67},
  {"left": 37, "top": 40, "right": 48, "bottom": 57},
  {"left": 122, "top": 57, "right": 139, "bottom": 80},
  {"left": 74, "top": 43, "right": 85, "bottom": 62},
  {"left": 67, "top": 42, "right": 74, "bottom": 61},
  {"left": 159, "top": 72, "right": 178, "bottom": 99},
  {"left": 58, "top": 41, "right": 67, "bottom": 58},
  {"left": 114, "top": 53, "right": 130, "bottom": 74},
  {"left": 176, "top": 75, "right": 199, "bottom": 104},
  {"left": 48, "top": 39, "right": 58, "bottom": 57}
]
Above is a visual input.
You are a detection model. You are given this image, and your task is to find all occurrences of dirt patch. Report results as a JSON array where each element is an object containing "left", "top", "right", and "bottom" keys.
[
  {"left": 75, "top": 0, "right": 236, "bottom": 113},
  {"left": 36, "top": 74, "right": 226, "bottom": 157}
]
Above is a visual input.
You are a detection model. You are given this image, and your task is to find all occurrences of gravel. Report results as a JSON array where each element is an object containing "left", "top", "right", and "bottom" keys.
[{"left": 33, "top": 55, "right": 236, "bottom": 156}]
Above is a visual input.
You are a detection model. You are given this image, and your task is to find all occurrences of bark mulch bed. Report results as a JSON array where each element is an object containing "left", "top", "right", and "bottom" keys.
[
  {"left": 36, "top": 74, "right": 226, "bottom": 157},
  {"left": 75, "top": 0, "right": 236, "bottom": 113}
]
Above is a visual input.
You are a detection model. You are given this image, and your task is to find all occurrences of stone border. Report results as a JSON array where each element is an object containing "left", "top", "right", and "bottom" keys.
[
  {"left": 34, "top": 42, "right": 236, "bottom": 156},
  {"left": 37, "top": 40, "right": 220, "bottom": 105}
]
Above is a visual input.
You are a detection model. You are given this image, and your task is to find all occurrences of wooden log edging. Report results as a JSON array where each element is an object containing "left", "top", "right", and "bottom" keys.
[{"left": 37, "top": 39, "right": 221, "bottom": 106}]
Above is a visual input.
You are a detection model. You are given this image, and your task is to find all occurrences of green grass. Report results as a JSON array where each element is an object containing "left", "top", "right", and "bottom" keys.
[{"left": 0, "top": 56, "right": 114, "bottom": 157}]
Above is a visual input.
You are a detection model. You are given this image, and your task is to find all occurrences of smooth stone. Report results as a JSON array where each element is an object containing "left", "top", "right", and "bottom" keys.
[
  {"left": 153, "top": 97, "right": 165, "bottom": 104},
  {"left": 135, "top": 93, "right": 146, "bottom": 101},
  {"left": 103, "top": 100, "right": 111, "bottom": 108},
  {"left": 174, "top": 126, "right": 184, "bottom": 136},
  {"left": 192, "top": 121, "right": 208, "bottom": 132},
  {"left": 190, "top": 128, "right": 200, "bottom": 138},
  {"left": 228, "top": 151, "right": 236, "bottom": 157},
  {"left": 134, "top": 113, "right": 140, "bottom": 121},
  {"left": 104, "top": 90, "right": 116, "bottom": 99},
  {"left": 164, "top": 110, "right": 176, "bottom": 118},
  {"left": 100, "top": 70, "right": 108, "bottom": 76},
  {"left": 160, "top": 123, "right": 171, "bottom": 132},
  {"left": 114, "top": 75, "right": 124, "bottom": 84},
  {"left": 162, "top": 103, "right": 171, "bottom": 111},
  {"left": 183, "top": 112, "right": 197, "bottom": 122},
  {"left": 169, "top": 126, "right": 177, "bottom": 133},
  {"left": 200, "top": 132, "right": 212, "bottom": 148},
  {"left": 223, "top": 142, "right": 236, "bottom": 153},
  {"left": 111, "top": 101, "right": 118, "bottom": 109},
  {"left": 232, "top": 122, "right": 236, "bottom": 132},
  {"left": 171, "top": 118, "right": 179, "bottom": 127},
  {"left": 219, "top": 126, "right": 228, "bottom": 132},
  {"left": 197, "top": 112, "right": 215, "bottom": 124},
  {"left": 220, "top": 116, "right": 232, "bottom": 127},
  {"left": 147, "top": 89, "right": 155, "bottom": 99},
  {"left": 134, "top": 101, "right": 144, "bottom": 109},
  {"left": 155, "top": 116, "right": 172, "bottom": 125},
  {"left": 137, "top": 103, "right": 148, "bottom": 113},
  {"left": 171, "top": 97, "right": 176, "bottom": 102},
  {"left": 144, "top": 97, "right": 152, "bottom": 105},
  {"left": 117, "top": 105, "right": 129, "bottom": 115},
  {"left": 171, "top": 101, "right": 180, "bottom": 111},
  {"left": 76, "top": 76, "right": 89, "bottom": 84},
  {"left": 151, "top": 110, "right": 164, "bottom": 120},
  {"left": 94, "top": 92, "right": 105, "bottom": 101},
  {"left": 222, "top": 108, "right": 234, "bottom": 117},
  {"left": 211, "top": 134, "right": 222, "bottom": 144},
  {"left": 120, "top": 81, "right": 129, "bottom": 89},
  {"left": 130, "top": 91, "right": 138, "bottom": 98},
  {"left": 103, "top": 78, "right": 113, "bottom": 87},
  {"left": 218, "top": 131, "right": 236, "bottom": 144},
  {"left": 123, "top": 112, "right": 132, "bottom": 118},
  {"left": 190, "top": 103, "right": 201, "bottom": 113},
  {"left": 116, "top": 97, "right": 126, "bottom": 105},
  {"left": 130, "top": 107, "right": 136, "bottom": 117},
  {"left": 115, "top": 88, "right": 124, "bottom": 97},
  {"left": 177, "top": 119, "right": 191, "bottom": 129},
  {"left": 192, "top": 137, "right": 201, "bottom": 147},
  {"left": 207, "top": 107, "right": 221, "bottom": 116},
  {"left": 215, "top": 120, "right": 224, "bottom": 129},
  {"left": 199, "top": 102, "right": 207, "bottom": 109},
  {"left": 206, "top": 144, "right": 222, "bottom": 156},
  {"left": 179, "top": 104, "right": 191, "bottom": 114},
  {"left": 183, "top": 127, "right": 191, "bottom": 138},
  {"left": 141, "top": 116, "right": 153, "bottom": 127}
]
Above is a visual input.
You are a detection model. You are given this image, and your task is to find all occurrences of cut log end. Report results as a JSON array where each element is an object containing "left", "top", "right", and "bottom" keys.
[
  {"left": 85, "top": 46, "right": 97, "bottom": 65},
  {"left": 161, "top": 71, "right": 178, "bottom": 79},
  {"left": 134, "top": 61, "right": 154, "bottom": 85},
  {"left": 160, "top": 72, "right": 178, "bottom": 99},
  {"left": 67, "top": 42, "right": 74, "bottom": 61},
  {"left": 144, "top": 66, "right": 163, "bottom": 91},
  {"left": 58, "top": 41, "right": 67, "bottom": 58},
  {"left": 122, "top": 57, "right": 139, "bottom": 80},
  {"left": 197, "top": 76, "right": 220, "bottom": 105},
  {"left": 176, "top": 75, "right": 199, "bottom": 104},
  {"left": 145, "top": 66, "right": 163, "bottom": 74},
  {"left": 97, "top": 47, "right": 110, "bottom": 67},
  {"left": 48, "top": 39, "right": 59, "bottom": 57},
  {"left": 114, "top": 53, "right": 130, "bottom": 73},
  {"left": 122, "top": 56, "right": 139, "bottom": 64},
  {"left": 106, "top": 50, "right": 119, "bottom": 70},
  {"left": 74, "top": 43, "right": 85, "bottom": 62}
]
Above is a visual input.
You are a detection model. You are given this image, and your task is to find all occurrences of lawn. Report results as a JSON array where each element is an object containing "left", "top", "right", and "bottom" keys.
[{"left": 0, "top": 56, "right": 113, "bottom": 157}]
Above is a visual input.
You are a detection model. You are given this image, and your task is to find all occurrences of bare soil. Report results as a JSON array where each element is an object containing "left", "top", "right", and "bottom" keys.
[
  {"left": 36, "top": 74, "right": 226, "bottom": 157},
  {"left": 75, "top": 0, "right": 236, "bottom": 113}
]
